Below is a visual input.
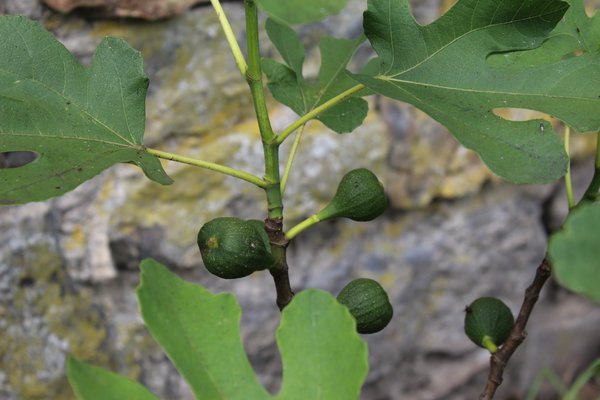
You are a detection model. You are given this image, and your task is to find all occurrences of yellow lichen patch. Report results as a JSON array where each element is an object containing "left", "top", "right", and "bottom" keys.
[
  {"left": 116, "top": 324, "right": 163, "bottom": 382},
  {"left": 439, "top": 159, "right": 491, "bottom": 200},
  {"left": 63, "top": 225, "right": 86, "bottom": 252},
  {"left": 379, "top": 271, "right": 397, "bottom": 289},
  {"left": 328, "top": 222, "right": 369, "bottom": 258},
  {"left": 114, "top": 128, "right": 266, "bottom": 251},
  {"left": 383, "top": 218, "right": 408, "bottom": 238},
  {"left": 90, "top": 19, "right": 170, "bottom": 61},
  {"left": 1, "top": 245, "right": 107, "bottom": 400}
]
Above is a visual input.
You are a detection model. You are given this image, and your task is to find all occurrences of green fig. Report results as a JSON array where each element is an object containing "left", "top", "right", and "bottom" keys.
[
  {"left": 197, "top": 217, "right": 275, "bottom": 279},
  {"left": 337, "top": 278, "right": 393, "bottom": 334},
  {"left": 246, "top": 219, "right": 272, "bottom": 251},
  {"left": 317, "top": 168, "right": 387, "bottom": 222},
  {"left": 464, "top": 297, "right": 514, "bottom": 353}
]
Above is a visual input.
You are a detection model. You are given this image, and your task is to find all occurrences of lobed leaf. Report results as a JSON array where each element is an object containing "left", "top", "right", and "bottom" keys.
[
  {"left": 136, "top": 259, "right": 270, "bottom": 400},
  {"left": 488, "top": 0, "right": 600, "bottom": 68},
  {"left": 351, "top": 0, "right": 600, "bottom": 184},
  {"left": 549, "top": 202, "right": 600, "bottom": 303},
  {"left": 263, "top": 19, "right": 368, "bottom": 133},
  {"left": 255, "top": 0, "right": 349, "bottom": 25},
  {"left": 136, "top": 260, "right": 370, "bottom": 399},
  {"left": 0, "top": 16, "right": 172, "bottom": 205},
  {"left": 276, "top": 289, "right": 368, "bottom": 400},
  {"left": 67, "top": 356, "right": 160, "bottom": 400}
]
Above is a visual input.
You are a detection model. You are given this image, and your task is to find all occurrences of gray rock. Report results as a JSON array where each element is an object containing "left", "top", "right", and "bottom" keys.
[
  {"left": 0, "top": 0, "right": 43, "bottom": 19},
  {"left": 42, "top": 0, "right": 209, "bottom": 20},
  {"left": 2, "top": 0, "right": 600, "bottom": 399}
]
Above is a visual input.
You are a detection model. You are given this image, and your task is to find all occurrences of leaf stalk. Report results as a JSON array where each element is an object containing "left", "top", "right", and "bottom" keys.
[
  {"left": 564, "top": 126, "right": 575, "bottom": 209},
  {"left": 275, "top": 83, "right": 366, "bottom": 145},
  {"left": 210, "top": 0, "right": 248, "bottom": 77},
  {"left": 281, "top": 124, "right": 306, "bottom": 195},
  {"left": 145, "top": 147, "right": 267, "bottom": 188}
]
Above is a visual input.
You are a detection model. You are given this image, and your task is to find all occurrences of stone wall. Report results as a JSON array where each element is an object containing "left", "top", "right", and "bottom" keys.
[{"left": 1, "top": 1, "right": 600, "bottom": 399}]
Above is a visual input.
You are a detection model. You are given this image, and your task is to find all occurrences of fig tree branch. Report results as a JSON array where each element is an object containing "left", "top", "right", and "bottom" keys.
[
  {"left": 479, "top": 257, "right": 552, "bottom": 400},
  {"left": 265, "top": 217, "right": 294, "bottom": 310}
]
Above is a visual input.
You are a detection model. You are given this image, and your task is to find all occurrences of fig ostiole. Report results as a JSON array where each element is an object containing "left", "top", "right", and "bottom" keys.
[
  {"left": 197, "top": 217, "right": 275, "bottom": 279},
  {"left": 337, "top": 278, "right": 393, "bottom": 334},
  {"left": 464, "top": 297, "right": 514, "bottom": 353}
]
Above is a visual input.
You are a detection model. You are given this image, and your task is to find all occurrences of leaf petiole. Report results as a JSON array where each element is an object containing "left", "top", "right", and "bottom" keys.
[
  {"left": 275, "top": 83, "right": 366, "bottom": 145},
  {"left": 280, "top": 124, "right": 306, "bottom": 195},
  {"left": 210, "top": 0, "right": 248, "bottom": 78},
  {"left": 564, "top": 125, "right": 575, "bottom": 209},
  {"left": 145, "top": 147, "right": 267, "bottom": 188}
]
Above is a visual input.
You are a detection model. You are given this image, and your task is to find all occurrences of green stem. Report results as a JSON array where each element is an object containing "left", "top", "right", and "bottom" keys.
[
  {"left": 275, "top": 84, "right": 366, "bottom": 145},
  {"left": 209, "top": 0, "right": 248, "bottom": 77},
  {"left": 245, "top": 0, "right": 283, "bottom": 219},
  {"left": 285, "top": 214, "right": 321, "bottom": 240},
  {"left": 482, "top": 336, "right": 498, "bottom": 354},
  {"left": 281, "top": 124, "right": 305, "bottom": 195},
  {"left": 145, "top": 147, "right": 267, "bottom": 188},
  {"left": 244, "top": 1, "right": 292, "bottom": 312},
  {"left": 564, "top": 126, "right": 575, "bottom": 209},
  {"left": 264, "top": 144, "right": 284, "bottom": 219}
]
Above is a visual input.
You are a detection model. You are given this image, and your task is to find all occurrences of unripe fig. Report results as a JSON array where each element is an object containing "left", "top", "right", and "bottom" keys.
[
  {"left": 464, "top": 297, "right": 514, "bottom": 353},
  {"left": 197, "top": 217, "right": 275, "bottom": 279},
  {"left": 316, "top": 168, "right": 387, "bottom": 222},
  {"left": 337, "top": 278, "right": 393, "bottom": 334},
  {"left": 246, "top": 219, "right": 272, "bottom": 251}
]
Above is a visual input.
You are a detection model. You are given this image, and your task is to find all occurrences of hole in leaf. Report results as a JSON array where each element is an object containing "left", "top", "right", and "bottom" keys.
[
  {"left": 585, "top": 1, "right": 597, "bottom": 18},
  {"left": 0, "top": 151, "right": 39, "bottom": 169},
  {"left": 492, "top": 108, "right": 554, "bottom": 122}
]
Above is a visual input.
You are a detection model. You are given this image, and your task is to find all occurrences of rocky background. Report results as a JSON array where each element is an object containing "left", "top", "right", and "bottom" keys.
[{"left": 1, "top": 0, "right": 600, "bottom": 399}]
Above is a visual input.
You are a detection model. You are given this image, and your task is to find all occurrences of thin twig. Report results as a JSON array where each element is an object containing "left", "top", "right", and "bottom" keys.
[{"left": 479, "top": 257, "right": 552, "bottom": 400}]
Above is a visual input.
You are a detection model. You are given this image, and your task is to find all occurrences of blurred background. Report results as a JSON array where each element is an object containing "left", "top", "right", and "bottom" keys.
[{"left": 1, "top": 0, "right": 599, "bottom": 398}]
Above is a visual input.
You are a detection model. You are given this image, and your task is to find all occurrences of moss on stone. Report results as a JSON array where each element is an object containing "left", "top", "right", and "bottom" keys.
[{"left": 0, "top": 245, "right": 108, "bottom": 400}]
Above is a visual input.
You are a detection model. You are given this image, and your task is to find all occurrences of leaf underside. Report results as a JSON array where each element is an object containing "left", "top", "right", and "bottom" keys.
[
  {"left": 276, "top": 289, "right": 369, "bottom": 400},
  {"left": 0, "top": 16, "right": 171, "bottom": 205},
  {"left": 255, "top": 0, "right": 350, "bottom": 25},
  {"left": 263, "top": 18, "right": 368, "bottom": 133},
  {"left": 354, "top": 0, "right": 600, "bottom": 184},
  {"left": 67, "top": 356, "right": 160, "bottom": 400},
  {"left": 137, "top": 259, "right": 270, "bottom": 400},
  {"left": 136, "top": 259, "right": 369, "bottom": 400},
  {"left": 488, "top": 0, "right": 600, "bottom": 68},
  {"left": 549, "top": 202, "right": 600, "bottom": 303}
]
